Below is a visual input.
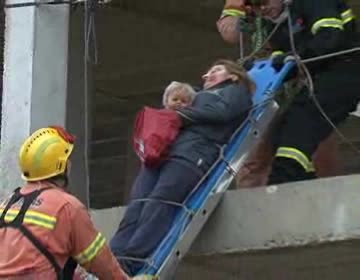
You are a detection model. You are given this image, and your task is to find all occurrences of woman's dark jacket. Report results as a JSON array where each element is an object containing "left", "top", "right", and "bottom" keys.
[{"left": 169, "top": 79, "right": 253, "bottom": 174}]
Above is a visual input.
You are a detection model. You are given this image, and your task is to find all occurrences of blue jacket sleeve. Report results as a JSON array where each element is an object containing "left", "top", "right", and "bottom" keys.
[{"left": 176, "top": 84, "right": 252, "bottom": 125}]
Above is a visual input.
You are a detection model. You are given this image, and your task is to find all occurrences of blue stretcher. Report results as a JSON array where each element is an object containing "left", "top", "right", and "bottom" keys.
[{"left": 136, "top": 59, "right": 296, "bottom": 279}]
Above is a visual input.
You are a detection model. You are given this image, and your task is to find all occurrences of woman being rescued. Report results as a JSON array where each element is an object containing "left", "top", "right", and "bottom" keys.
[{"left": 110, "top": 59, "right": 255, "bottom": 276}]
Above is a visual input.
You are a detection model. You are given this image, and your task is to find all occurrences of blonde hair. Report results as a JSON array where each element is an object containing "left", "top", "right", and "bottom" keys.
[
  {"left": 162, "top": 81, "right": 196, "bottom": 107},
  {"left": 211, "top": 59, "right": 256, "bottom": 94}
]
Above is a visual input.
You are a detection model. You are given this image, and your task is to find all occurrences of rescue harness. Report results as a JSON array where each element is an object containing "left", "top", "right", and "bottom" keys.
[{"left": 0, "top": 187, "right": 77, "bottom": 280}]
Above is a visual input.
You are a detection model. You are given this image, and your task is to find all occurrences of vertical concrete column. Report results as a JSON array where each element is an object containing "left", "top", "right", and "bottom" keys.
[
  {"left": 0, "top": 2, "right": 89, "bottom": 205},
  {"left": 66, "top": 9, "right": 91, "bottom": 206}
]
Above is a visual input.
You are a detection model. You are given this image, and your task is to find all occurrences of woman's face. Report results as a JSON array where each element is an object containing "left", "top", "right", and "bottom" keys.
[{"left": 202, "top": 65, "right": 233, "bottom": 89}]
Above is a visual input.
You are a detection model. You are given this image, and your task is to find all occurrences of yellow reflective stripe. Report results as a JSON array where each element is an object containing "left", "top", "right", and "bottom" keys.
[
  {"left": 222, "top": 9, "right": 246, "bottom": 18},
  {"left": 271, "top": 50, "right": 284, "bottom": 57},
  {"left": 275, "top": 147, "right": 315, "bottom": 173},
  {"left": 0, "top": 208, "right": 57, "bottom": 230},
  {"left": 74, "top": 233, "right": 106, "bottom": 265},
  {"left": 311, "top": 18, "right": 344, "bottom": 35},
  {"left": 341, "top": 9, "right": 355, "bottom": 24},
  {"left": 137, "top": 276, "right": 158, "bottom": 280}
]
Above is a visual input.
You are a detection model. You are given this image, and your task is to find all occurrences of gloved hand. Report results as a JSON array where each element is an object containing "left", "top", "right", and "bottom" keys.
[
  {"left": 271, "top": 52, "right": 299, "bottom": 81},
  {"left": 237, "top": 57, "right": 255, "bottom": 71},
  {"left": 244, "top": 58, "right": 255, "bottom": 71},
  {"left": 271, "top": 52, "right": 297, "bottom": 72}
]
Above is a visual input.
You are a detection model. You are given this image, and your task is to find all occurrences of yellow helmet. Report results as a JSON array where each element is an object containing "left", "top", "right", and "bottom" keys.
[{"left": 19, "top": 126, "right": 75, "bottom": 182}]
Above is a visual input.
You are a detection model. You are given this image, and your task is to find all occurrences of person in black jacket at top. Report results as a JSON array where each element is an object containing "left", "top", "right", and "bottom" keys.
[
  {"left": 218, "top": 0, "right": 360, "bottom": 184},
  {"left": 110, "top": 59, "right": 254, "bottom": 276}
]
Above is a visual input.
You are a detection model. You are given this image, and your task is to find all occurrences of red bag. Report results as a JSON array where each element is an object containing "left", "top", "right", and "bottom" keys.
[{"left": 132, "top": 106, "right": 182, "bottom": 167}]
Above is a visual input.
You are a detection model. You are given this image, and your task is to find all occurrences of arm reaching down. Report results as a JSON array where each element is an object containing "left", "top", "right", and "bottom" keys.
[
  {"left": 68, "top": 203, "right": 130, "bottom": 280},
  {"left": 83, "top": 246, "right": 129, "bottom": 280}
]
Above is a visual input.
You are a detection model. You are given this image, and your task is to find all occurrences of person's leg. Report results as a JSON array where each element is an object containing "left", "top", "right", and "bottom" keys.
[
  {"left": 120, "top": 160, "right": 202, "bottom": 275},
  {"left": 236, "top": 135, "right": 274, "bottom": 188},
  {"left": 110, "top": 165, "right": 160, "bottom": 256},
  {"left": 313, "top": 132, "right": 343, "bottom": 177},
  {"left": 268, "top": 59, "right": 360, "bottom": 184}
]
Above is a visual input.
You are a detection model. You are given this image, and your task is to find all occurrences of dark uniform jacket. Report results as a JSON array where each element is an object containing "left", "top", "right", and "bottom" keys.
[
  {"left": 269, "top": 0, "right": 358, "bottom": 60},
  {"left": 223, "top": 0, "right": 359, "bottom": 69}
]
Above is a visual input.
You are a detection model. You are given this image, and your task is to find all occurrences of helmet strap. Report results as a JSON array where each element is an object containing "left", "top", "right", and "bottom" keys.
[{"left": 48, "top": 173, "right": 69, "bottom": 189}]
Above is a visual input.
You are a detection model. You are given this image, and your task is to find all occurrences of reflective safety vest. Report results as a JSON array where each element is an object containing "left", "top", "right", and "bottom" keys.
[{"left": 0, "top": 187, "right": 76, "bottom": 280}]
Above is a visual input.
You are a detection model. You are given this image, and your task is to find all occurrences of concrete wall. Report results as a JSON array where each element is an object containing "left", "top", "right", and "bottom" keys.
[
  {"left": 0, "top": 1, "right": 358, "bottom": 207},
  {"left": 91, "top": 175, "right": 360, "bottom": 250},
  {"left": 0, "top": 9, "right": 4, "bottom": 197},
  {"left": 0, "top": 9, "right": 4, "bottom": 116},
  {"left": 0, "top": 3, "right": 72, "bottom": 194},
  {"left": 90, "top": 6, "right": 236, "bottom": 208},
  {"left": 178, "top": 240, "right": 360, "bottom": 280},
  {"left": 91, "top": 175, "right": 360, "bottom": 279},
  {"left": 89, "top": 3, "right": 360, "bottom": 209},
  {"left": 0, "top": 7, "right": 90, "bottom": 204}
]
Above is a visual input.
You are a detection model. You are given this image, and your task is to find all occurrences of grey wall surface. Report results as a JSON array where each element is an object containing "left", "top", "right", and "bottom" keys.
[
  {"left": 0, "top": 7, "right": 90, "bottom": 204},
  {"left": 0, "top": 3, "right": 70, "bottom": 193},
  {"left": 1, "top": 1, "right": 359, "bottom": 208},
  {"left": 91, "top": 175, "right": 360, "bottom": 279},
  {"left": 89, "top": 2, "right": 360, "bottom": 208}
]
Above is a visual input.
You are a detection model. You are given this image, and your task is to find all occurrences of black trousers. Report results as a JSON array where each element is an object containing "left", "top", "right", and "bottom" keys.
[{"left": 269, "top": 57, "right": 360, "bottom": 184}]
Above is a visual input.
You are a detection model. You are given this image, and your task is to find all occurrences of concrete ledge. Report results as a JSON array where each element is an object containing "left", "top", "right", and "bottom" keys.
[
  {"left": 91, "top": 175, "right": 360, "bottom": 251},
  {"left": 190, "top": 174, "right": 360, "bottom": 256},
  {"left": 178, "top": 240, "right": 360, "bottom": 279},
  {"left": 91, "top": 175, "right": 360, "bottom": 279}
]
